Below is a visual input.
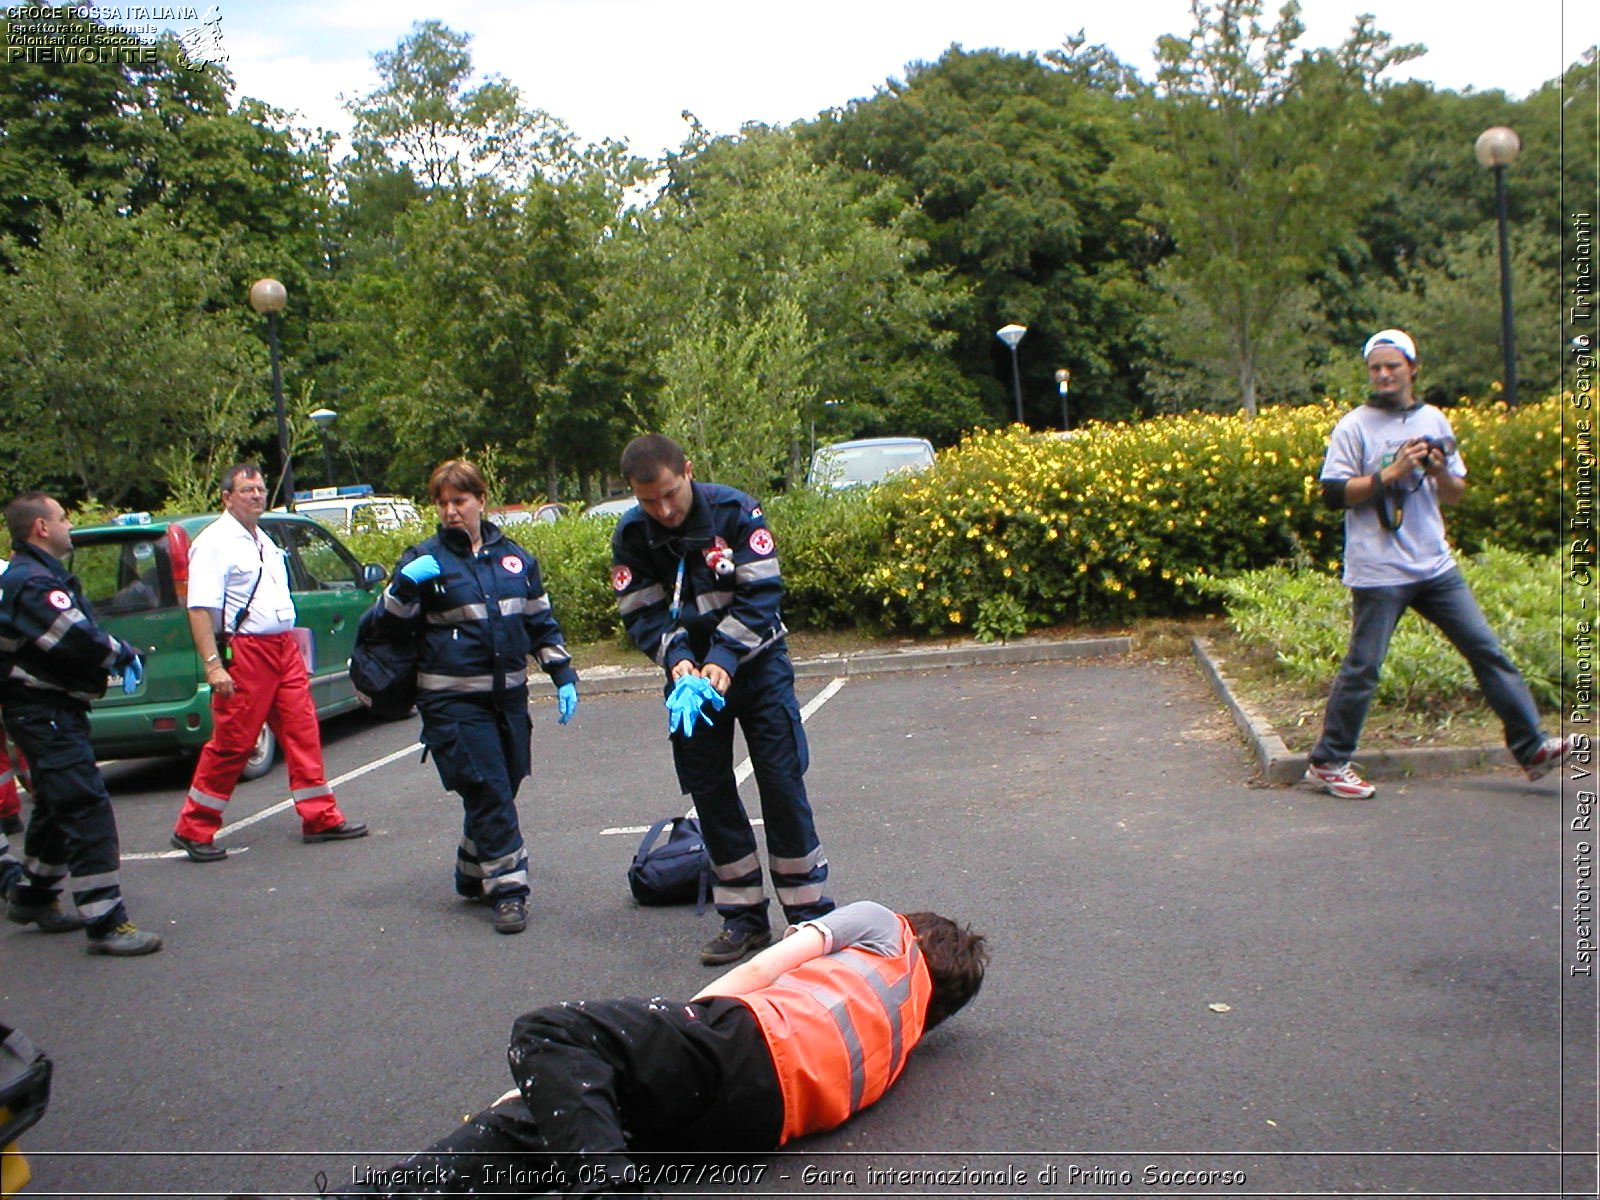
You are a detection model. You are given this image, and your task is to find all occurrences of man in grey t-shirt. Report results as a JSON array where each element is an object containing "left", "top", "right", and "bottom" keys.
[{"left": 1304, "top": 328, "right": 1568, "bottom": 799}]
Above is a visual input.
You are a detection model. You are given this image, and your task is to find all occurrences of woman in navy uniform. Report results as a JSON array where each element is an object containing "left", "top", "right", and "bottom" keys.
[{"left": 372, "top": 461, "right": 578, "bottom": 934}]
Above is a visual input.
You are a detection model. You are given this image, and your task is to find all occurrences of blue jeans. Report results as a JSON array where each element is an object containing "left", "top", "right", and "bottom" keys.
[{"left": 1311, "top": 568, "right": 1547, "bottom": 767}]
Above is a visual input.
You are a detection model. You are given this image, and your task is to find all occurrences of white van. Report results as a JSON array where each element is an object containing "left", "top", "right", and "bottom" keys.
[{"left": 278, "top": 485, "right": 420, "bottom": 533}]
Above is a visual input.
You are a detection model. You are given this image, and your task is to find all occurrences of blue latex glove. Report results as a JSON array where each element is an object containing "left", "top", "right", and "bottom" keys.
[
  {"left": 121, "top": 654, "right": 143, "bottom": 695},
  {"left": 557, "top": 682, "right": 578, "bottom": 725},
  {"left": 664, "top": 675, "right": 702, "bottom": 737},
  {"left": 399, "top": 554, "right": 441, "bottom": 585},
  {"left": 665, "top": 674, "right": 721, "bottom": 738},
  {"left": 685, "top": 674, "right": 726, "bottom": 713}
]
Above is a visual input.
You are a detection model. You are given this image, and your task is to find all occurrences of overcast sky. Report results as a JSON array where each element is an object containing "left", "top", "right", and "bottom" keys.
[{"left": 198, "top": 1, "right": 1593, "bottom": 159}]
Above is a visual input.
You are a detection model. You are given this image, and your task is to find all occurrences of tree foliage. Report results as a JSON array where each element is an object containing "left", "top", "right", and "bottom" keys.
[
  {"left": 0, "top": 11, "right": 1586, "bottom": 512},
  {"left": 0, "top": 203, "right": 260, "bottom": 505},
  {"left": 807, "top": 44, "right": 1162, "bottom": 427},
  {"left": 584, "top": 129, "right": 971, "bottom": 487},
  {"left": 1143, "top": 0, "right": 1422, "bottom": 415}
]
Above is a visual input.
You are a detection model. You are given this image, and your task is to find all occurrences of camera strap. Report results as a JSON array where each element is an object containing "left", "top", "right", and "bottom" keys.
[{"left": 1375, "top": 481, "right": 1403, "bottom": 532}]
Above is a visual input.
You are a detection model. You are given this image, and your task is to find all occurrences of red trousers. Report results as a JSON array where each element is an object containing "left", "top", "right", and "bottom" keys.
[
  {"left": 0, "top": 733, "right": 23, "bottom": 819},
  {"left": 174, "top": 632, "right": 345, "bottom": 841}
]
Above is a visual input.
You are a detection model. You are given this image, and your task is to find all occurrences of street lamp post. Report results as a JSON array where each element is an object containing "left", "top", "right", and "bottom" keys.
[
  {"left": 1055, "top": 367, "right": 1072, "bottom": 431},
  {"left": 995, "top": 323, "right": 1027, "bottom": 424},
  {"left": 1475, "top": 125, "right": 1521, "bottom": 406},
  {"left": 248, "top": 278, "right": 294, "bottom": 505},
  {"left": 309, "top": 407, "right": 338, "bottom": 487}
]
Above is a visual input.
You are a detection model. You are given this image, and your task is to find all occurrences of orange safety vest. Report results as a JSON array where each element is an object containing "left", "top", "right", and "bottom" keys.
[{"left": 739, "top": 913, "right": 933, "bottom": 1144}]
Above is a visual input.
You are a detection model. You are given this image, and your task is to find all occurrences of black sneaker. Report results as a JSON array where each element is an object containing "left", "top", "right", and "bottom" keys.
[
  {"left": 492, "top": 896, "right": 528, "bottom": 934},
  {"left": 700, "top": 926, "right": 772, "bottom": 966}
]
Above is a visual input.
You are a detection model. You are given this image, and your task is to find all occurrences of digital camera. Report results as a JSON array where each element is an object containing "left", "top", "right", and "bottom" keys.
[{"left": 1421, "top": 435, "right": 1457, "bottom": 458}]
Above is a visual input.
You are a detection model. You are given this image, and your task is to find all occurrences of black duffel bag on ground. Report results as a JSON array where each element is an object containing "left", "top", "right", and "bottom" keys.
[{"left": 627, "top": 815, "right": 711, "bottom": 912}]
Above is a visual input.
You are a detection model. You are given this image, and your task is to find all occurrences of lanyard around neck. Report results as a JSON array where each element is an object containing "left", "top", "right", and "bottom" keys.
[{"left": 669, "top": 555, "right": 686, "bottom": 621}]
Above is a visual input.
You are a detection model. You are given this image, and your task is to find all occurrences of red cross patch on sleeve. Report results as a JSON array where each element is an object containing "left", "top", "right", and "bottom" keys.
[
  {"left": 47, "top": 589, "right": 72, "bottom": 610},
  {"left": 501, "top": 555, "right": 524, "bottom": 574},
  {"left": 748, "top": 529, "right": 774, "bottom": 556},
  {"left": 611, "top": 564, "right": 633, "bottom": 591}
]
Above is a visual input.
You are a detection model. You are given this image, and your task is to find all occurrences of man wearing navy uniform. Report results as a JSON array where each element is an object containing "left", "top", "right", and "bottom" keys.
[
  {"left": 611, "top": 434, "right": 832, "bottom": 966},
  {"left": 0, "top": 492, "right": 161, "bottom": 955}
]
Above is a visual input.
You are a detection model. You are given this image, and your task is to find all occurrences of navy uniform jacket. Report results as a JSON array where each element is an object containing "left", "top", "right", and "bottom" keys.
[
  {"left": 373, "top": 522, "right": 577, "bottom": 708},
  {"left": 610, "top": 482, "right": 787, "bottom": 680},
  {"left": 0, "top": 543, "right": 134, "bottom": 708}
]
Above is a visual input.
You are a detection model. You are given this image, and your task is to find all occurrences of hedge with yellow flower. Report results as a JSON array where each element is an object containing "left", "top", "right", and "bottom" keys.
[{"left": 843, "top": 397, "right": 1562, "bottom": 637}]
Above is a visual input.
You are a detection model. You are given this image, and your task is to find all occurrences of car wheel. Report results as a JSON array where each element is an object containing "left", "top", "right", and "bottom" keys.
[{"left": 239, "top": 725, "right": 277, "bottom": 781}]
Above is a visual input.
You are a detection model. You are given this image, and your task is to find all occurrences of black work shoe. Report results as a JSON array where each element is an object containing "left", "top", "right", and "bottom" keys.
[
  {"left": 171, "top": 832, "right": 228, "bottom": 862},
  {"left": 700, "top": 926, "right": 772, "bottom": 966},
  {"left": 7, "top": 898, "right": 85, "bottom": 933},
  {"left": 0, "top": 812, "right": 22, "bottom": 836},
  {"left": 86, "top": 920, "right": 163, "bottom": 956},
  {"left": 492, "top": 896, "right": 528, "bottom": 934},
  {"left": 303, "top": 820, "right": 369, "bottom": 843}
]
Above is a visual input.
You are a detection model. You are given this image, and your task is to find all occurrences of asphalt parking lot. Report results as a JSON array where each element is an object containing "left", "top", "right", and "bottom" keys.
[{"left": 2, "top": 655, "right": 1592, "bottom": 1199}]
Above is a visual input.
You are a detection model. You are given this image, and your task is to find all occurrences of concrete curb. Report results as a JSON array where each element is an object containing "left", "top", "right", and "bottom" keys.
[
  {"left": 1189, "top": 635, "right": 1513, "bottom": 785},
  {"left": 577, "top": 634, "right": 1133, "bottom": 697}
]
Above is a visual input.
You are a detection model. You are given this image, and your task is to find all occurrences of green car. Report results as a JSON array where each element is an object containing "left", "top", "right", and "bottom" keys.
[{"left": 69, "top": 512, "right": 389, "bottom": 779}]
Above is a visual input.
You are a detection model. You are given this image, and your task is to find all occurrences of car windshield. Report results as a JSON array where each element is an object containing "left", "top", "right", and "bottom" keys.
[
  {"left": 69, "top": 534, "right": 179, "bottom": 614},
  {"left": 811, "top": 443, "right": 932, "bottom": 487}
]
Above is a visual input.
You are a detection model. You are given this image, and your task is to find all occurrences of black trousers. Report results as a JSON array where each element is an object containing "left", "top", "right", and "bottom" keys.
[
  {"left": 2, "top": 696, "right": 126, "bottom": 933},
  {"left": 670, "top": 649, "right": 831, "bottom": 932},
  {"left": 335, "top": 997, "right": 783, "bottom": 1198}
]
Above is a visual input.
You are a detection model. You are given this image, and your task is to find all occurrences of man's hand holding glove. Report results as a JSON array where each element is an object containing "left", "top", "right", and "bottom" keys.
[
  {"left": 557, "top": 682, "right": 578, "bottom": 725},
  {"left": 118, "top": 648, "right": 144, "bottom": 695},
  {"left": 665, "top": 673, "right": 726, "bottom": 738},
  {"left": 399, "top": 554, "right": 441, "bottom": 585}
]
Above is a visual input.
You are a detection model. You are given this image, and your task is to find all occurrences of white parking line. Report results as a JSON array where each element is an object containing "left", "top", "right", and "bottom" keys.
[
  {"left": 122, "top": 740, "right": 424, "bottom": 861},
  {"left": 125, "top": 674, "right": 849, "bottom": 860},
  {"left": 599, "top": 675, "right": 848, "bottom": 837}
]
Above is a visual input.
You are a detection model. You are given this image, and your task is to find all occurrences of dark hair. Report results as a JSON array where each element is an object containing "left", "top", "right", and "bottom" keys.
[
  {"left": 904, "top": 911, "right": 988, "bottom": 1030},
  {"left": 620, "top": 434, "right": 687, "bottom": 485},
  {"left": 4, "top": 492, "right": 55, "bottom": 547},
  {"left": 428, "top": 458, "right": 488, "bottom": 503},
  {"left": 221, "top": 463, "right": 263, "bottom": 493}
]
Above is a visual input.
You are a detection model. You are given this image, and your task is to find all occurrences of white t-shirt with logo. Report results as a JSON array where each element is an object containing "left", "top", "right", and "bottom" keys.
[{"left": 1321, "top": 402, "right": 1467, "bottom": 588}]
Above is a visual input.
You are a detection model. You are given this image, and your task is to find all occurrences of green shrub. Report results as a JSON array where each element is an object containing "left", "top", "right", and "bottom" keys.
[
  {"left": 1199, "top": 546, "right": 1568, "bottom": 714},
  {"left": 764, "top": 488, "right": 901, "bottom": 631}
]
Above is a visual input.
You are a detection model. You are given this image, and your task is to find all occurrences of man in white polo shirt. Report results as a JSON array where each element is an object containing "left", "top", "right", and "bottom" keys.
[{"left": 170, "top": 464, "right": 367, "bottom": 861}]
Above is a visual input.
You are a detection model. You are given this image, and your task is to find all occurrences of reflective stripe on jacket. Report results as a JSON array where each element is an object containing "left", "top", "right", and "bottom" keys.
[
  {"left": 0, "top": 544, "right": 129, "bottom": 706},
  {"left": 738, "top": 913, "right": 932, "bottom": 1144},
  {"left": 610, "top": 481, "right": 787, "bottom": 680},
  {"left": 372, "top": 521, "right": 576, "bottom": 703}
]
